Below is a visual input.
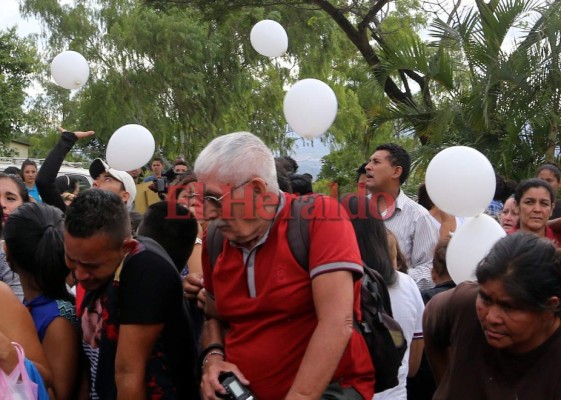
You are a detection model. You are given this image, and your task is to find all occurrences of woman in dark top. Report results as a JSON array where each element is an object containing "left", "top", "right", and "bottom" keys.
[{"left": 424, "top": 232, "right": 561, "bottom": 399}]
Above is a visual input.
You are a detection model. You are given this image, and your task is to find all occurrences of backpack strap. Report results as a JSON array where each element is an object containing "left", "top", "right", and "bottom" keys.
[
  {"left": 362, "top": 266, "right": 395, "bottom": 318},
  {"left": 207, "top": 221, "right": 224, "bottom": 270},
  {"left": 286, "top": 194, "right": 318, "bottom": 271}
]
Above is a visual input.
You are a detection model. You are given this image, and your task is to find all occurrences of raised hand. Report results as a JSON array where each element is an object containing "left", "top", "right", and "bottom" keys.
[{"left": 57, "top": 126, "right": 95, "bottom": 139}]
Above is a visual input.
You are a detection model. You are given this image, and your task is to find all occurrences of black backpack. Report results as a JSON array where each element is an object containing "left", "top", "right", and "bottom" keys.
[{"left": 207, "top": 194, "right": 407, "bottom": 393}]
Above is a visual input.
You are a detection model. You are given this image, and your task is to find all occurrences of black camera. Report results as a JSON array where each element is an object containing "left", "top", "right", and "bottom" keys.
[
  {"left": 218, "top": 372, "right": 256, "bottom": 400},
  {"left": 156, "top": 177, "right": 167, "bottom": 193}
]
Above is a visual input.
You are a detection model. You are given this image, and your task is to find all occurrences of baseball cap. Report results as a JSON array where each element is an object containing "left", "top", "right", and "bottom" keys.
[{"left": 89, "top": 158, "right": 137, "bottom": 209}]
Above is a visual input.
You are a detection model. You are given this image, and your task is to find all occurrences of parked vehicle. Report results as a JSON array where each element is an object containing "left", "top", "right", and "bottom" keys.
[{"left": 0, "top": 157, "right": 93, "bottom": 190}]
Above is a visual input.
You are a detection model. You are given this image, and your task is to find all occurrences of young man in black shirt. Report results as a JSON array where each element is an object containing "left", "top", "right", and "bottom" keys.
[{"left": 64, "top": 189, "right": 198, "bottom": 399}]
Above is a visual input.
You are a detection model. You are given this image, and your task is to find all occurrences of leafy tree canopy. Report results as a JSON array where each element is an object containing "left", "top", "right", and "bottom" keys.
[{"left": 0, "top": 27, "right": 38, "bottom": 155}]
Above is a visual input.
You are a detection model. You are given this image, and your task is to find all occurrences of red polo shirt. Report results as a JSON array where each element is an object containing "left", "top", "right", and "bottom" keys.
[{"left": 203, "top": 193, "right": 374, "bottom": 399}]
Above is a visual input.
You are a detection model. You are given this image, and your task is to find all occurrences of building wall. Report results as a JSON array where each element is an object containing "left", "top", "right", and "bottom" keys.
[{"left": 9, "top": 142, "right": 29, "bottom": 158}]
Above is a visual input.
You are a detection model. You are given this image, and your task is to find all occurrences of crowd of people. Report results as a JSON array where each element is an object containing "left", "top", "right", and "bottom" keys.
[{"left": 1, "top": 129, "right": 561, "bottom": 399}]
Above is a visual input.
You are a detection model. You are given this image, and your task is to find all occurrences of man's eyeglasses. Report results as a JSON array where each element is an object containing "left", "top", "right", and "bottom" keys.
[{"left": 194, "top": 180, "right": 251, "bottom": 209}]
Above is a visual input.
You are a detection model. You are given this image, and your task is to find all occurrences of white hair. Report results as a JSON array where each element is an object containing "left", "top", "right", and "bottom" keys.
[{"left": 194, "top": 132, "right": 279, "bottom": 192}]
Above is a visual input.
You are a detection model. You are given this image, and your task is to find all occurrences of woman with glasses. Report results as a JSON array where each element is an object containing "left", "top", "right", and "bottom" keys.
[
  {"left": 173, "top": 174, "right": 206, "bottom": 345},
  {"left": 424, "top": 232, "right": 561, "bottom": 399}
]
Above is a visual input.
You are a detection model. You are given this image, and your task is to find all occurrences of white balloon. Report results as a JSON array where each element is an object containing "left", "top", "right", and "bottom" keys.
[
  {"left": 250, "top": 20, "right": 288, "bottom": 57},
  {"left": 50, "top": 51, "right": 90, "bottom": 90},
  {"left": 283, "top": 79, "right": 338, "bottom": 139},
  {"left": 426, "top": 146, "right": 495, "bottom": 217},
  {"left": 446, "top": 214, "right": 506, "bottom": 284},
  {"left": 106, "top": 124, "right": 155, "bottom": 171}
]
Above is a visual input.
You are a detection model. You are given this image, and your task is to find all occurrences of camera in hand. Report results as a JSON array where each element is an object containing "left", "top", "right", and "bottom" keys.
[
  {"left": 156, "top": 177, "right": 167, "bottom": 193},
  {"left": 218, "top": 372, "right": 256, "bottom": 400}
]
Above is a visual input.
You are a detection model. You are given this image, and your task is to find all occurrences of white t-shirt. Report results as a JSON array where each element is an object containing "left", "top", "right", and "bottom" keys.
[{"left": 374, "top": 271, "right": 425, "bottom": 400}]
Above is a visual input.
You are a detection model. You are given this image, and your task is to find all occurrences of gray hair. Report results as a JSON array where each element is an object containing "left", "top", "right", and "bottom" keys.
[{"left": 194, "top": 132, "right": 279, "bottom": 192}]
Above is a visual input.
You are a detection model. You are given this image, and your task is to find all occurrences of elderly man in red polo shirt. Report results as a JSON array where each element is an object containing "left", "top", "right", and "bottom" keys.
[{"left": 194, "top": 132, "right": 374, "bottom": 400}]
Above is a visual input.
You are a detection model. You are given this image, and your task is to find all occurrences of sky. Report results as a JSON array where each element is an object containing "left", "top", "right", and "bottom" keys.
[{"left": 1, "top": 0, "right": 41, "bottom": 36}]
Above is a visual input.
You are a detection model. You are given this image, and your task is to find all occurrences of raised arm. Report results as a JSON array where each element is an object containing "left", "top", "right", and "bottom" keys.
[{"left": 36, "top": 127, "right": 94, "bottom": 212}]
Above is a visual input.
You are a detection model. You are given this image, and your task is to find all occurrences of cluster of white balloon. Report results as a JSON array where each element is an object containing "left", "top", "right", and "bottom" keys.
[
  {"left": 425, "top": 146, "right": 506, "bottom": 284},
  {"left": 50, "top": 18, "right": 335, "bottom": 169},
  {"left": 50, "top": 51, "right": 155, "bottom": 171},
  {"left": 252, "top": 21, "right": 504, "bottom": 282},
  {"left": 250, "top": 20, "right": 338, "bottom": 139}
]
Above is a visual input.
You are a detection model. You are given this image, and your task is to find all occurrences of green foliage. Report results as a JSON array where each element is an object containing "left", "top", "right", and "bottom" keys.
[
  {"left": 27, "top": 130, "right": 63, "bottom": 158},
  {"left": 0, "top": 28, "right": 38, "bottom": 151},
  {"left": 14, "top": 0, "right": 561, "bottom": 185},
  {"left": 365, "top": 0, "right": 561, "bottom": 181},
  {"left": 20, "top": 0, "right": 369, "bottom": 165},
  {"left": 312, "top": 179, "right": 336, "bottom": 196}
]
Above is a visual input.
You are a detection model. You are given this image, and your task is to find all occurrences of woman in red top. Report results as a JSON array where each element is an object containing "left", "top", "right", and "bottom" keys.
[{"left": 511, "top": 178, "right": 561, "bottom": 246}]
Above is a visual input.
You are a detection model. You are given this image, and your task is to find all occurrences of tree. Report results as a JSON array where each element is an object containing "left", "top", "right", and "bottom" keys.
[
  {"left": 0, "top": 28, "right": 38, "bottom": 154},
  {"left": 376, "top": 0, "right": 561, "bottom": 180},
  {"left": 165, "top": 0, "right": 561, "bottom": 181},
  {"left": 20, "top": 0, "right": 370, "bottom": 164},
  {"left": 167, "top": 0, "right": 432, "bottom": 138}
]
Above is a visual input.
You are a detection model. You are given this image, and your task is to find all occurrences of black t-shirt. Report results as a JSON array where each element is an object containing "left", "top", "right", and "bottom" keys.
[
  {"left": 421, "top": 281, "right": 456, "bottom": 305},
  {"left": 81, "top": 237, "right": 199, "bottom": 399}
]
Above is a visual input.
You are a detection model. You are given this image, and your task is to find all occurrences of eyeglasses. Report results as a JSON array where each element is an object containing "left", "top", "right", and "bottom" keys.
[{"left": 195, "top": 180, "right": 251, "bottom": 209}]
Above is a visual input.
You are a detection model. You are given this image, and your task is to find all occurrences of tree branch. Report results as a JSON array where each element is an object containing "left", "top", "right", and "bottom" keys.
[
  {"left": 312, "top": 0, "right": 413, "bottom": 105},
  {"left": 357, "top": 0, "right": 390, "bottom": 34},
  {"left": 399, "top": 70, "right": 412, "bottom": 98}
]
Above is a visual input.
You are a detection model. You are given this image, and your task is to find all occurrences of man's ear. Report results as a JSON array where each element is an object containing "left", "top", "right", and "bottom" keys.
[
  {"left": 544, "top": 296, "right": 560, "bottom": 319},
  {"left": 122, "top": 238, "right": 138, "bottom": 255},
  {"left": 249, "top": 178, "right": 268, "bottom": 195},
  {"left": 121, "top": 191, "right": 131, "bottom": 205},
  {"left": 392, "top": 165, "right": 403, "bottom": 181}
]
